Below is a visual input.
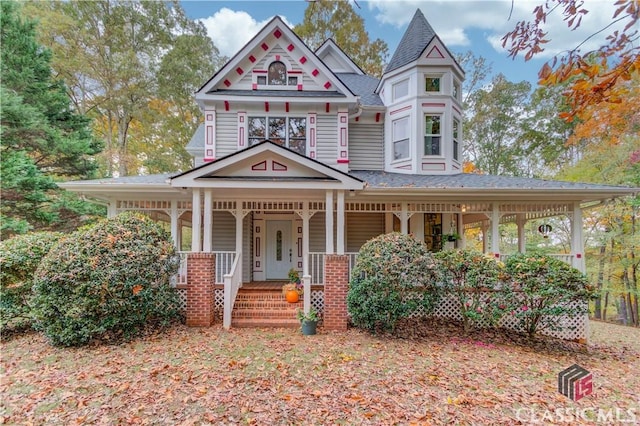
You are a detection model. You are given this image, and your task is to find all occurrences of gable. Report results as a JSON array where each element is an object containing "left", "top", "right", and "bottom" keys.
[
  {"left": 196, "top": 17, "right": 356, "bottom": 101},
  {"left": 315, "top": 39, "right": 364, "bottom": 75},
  {"left": 416, "top": 36, "right": 464, "bottom": 76},
  {"left": 171, "top": 141, "right": 364, "bottom": 190}
]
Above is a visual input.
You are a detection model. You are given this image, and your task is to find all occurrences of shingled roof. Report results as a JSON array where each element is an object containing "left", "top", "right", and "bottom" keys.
[{"left": 385, "top": 9, "right": 437, "bottom": 73}]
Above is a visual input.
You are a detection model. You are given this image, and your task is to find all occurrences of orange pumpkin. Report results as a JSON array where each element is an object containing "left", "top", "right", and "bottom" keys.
[{"left": 285, "top": 290, "right": 299, "bottom": 303}]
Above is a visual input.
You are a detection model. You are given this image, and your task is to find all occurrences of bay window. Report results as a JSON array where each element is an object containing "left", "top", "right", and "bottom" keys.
[
  {"left": 392, "top": 117, "right": 410, "bottom": 160},
  {"left": 424, "top": 115, "right": 441, "bottom": 156}
]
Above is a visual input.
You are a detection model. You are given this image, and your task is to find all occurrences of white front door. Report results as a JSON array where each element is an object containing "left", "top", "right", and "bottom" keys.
[{"left": 266, "top": 220, "right": 293, "bottom": 279}]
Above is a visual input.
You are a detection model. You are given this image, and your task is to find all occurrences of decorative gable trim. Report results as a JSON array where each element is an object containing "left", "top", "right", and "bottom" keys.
[
  {"left": 425, "top": 45, "right": 445, "bottom": 59},
  {"left": 315, "top": 39, "right": 365, "bottom": 75},
  {"left": 204, "top": 109, "right": 216, "bottom": 162}
]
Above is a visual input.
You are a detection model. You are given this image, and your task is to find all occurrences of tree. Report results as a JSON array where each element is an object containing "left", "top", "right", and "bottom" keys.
[
  {"left": 502, "top": 0, "right": 640, "bottom": 122},
  {"left": 295, "top": 0, "right": 388, "bottom": 77},
  {"left": 464, "top": 74, "right": 533, "bottom": 176},
  {"left": 0, "top": 1, "right": 102, "bottom": 238},
  {"left": 26, "top": 0, "right": 223, "bottom": 176}
]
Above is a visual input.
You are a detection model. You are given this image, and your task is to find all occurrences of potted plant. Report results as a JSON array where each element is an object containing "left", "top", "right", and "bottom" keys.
[
  {"left": 282, "top": 268, "right": 303, "bottom": 303},
  {"left": 297, "top": 307, "right": 320, "bottom": 335},
  {"left": 443, "top": 232, "right": 461, "bottom": 242}
]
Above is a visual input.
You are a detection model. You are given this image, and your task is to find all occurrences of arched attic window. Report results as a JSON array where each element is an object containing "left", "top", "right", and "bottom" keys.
[{"left": 268, "top": 61, "right": 287, "bottom": 85}]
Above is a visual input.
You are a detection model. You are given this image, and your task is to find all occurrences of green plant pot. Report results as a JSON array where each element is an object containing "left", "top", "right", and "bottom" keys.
[{"left": 301, "top": 320, "right": 317, "bottom": 335}]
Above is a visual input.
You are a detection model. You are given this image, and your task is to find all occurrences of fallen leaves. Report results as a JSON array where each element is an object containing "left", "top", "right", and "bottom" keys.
[{"left": 1, "top": 321, "right": 639, "bottom": 424}]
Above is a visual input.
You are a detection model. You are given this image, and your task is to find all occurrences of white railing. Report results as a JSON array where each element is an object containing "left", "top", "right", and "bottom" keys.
[
  {"left": 214, "top": 251, "right": 236, "bottom": 284},
  {"left": 308, "top": 252, "right": 359, "bottom": 285},
  {"left": 223, "top": 252, "right": 242, "bottom": 329}
]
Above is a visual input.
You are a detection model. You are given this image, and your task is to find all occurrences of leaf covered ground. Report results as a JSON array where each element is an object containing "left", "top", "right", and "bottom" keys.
[{"left": 1, "top": 320, "right": 638, "bottom": 425}]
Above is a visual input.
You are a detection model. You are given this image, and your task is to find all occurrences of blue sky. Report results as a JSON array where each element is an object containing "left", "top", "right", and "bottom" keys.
[{"left": 181, "top": 0, "right": 622, "bottom": 88}]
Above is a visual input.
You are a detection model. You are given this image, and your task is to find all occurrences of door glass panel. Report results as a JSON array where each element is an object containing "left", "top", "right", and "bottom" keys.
[{"left": 276, "top": 230, "right": 282, "bottom": 261}]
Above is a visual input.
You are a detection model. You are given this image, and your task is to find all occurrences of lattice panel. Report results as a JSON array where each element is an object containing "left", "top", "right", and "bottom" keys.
[
  {"left": 311, "top": 290, "right": 324, "bottom": 315},
  {"left": 215, "top": 288, "right": 224, "bottom": 320},
  {"left": 175, "top": 288, "right": 187, "bottom": 312}
]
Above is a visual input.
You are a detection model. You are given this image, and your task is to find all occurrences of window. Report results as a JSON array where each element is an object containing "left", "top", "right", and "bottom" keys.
[
  {"left": 453, "top": 119, "right": 460, "bottom": 161},
  {"left": 257, "top": 75, "right": 267, "bottom": 85},
  {"left": 453, "top": 80, "right": 461, "bottom": 101},
  {"left": 392, "top": 117, "right": 410, "bottom": 160},
  {"left": 424, "top": 115, "right": 441, "bottom": 156},
  {"left": 268, "top": 61, "right": 286, "bottom": 85},
  {"left": 249, "top": 116, "right": 306, "bottom": 155},
  {"left": 288, "top": 76, "right": 298, "bottom": 86},
  {"left": 425, "top": 76, "right": 441, "bottom": 92},
  {"left": 393, "top": 79, "right": 409, "bottom": 100}
]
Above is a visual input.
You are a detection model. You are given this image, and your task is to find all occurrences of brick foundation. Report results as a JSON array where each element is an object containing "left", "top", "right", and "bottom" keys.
[
  {"left": 186, "top": 252, "right": 215, "bottom": 327},
  {"left": 323, "top": 254, "right": 349, "bottom": 331}
]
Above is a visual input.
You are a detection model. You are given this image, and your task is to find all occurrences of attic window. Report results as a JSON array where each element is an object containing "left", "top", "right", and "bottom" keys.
[
  {"left": 268, "top": 61, "right": 286, "bottom": 85},
  {"left": 425, "top": 76, "right": 441, "bottom": 92}
]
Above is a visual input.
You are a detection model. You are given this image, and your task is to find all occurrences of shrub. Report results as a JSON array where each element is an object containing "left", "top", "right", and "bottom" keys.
[
  {"left": 347, "top": 233, "right": 441, "bottom": 333},
  {"left": 435, "top": 250, "right": 508, "bottom": 332},
  {"left": 31, "top": 212, "right": 181, "bottom": 346},
  {"left": 0, "top": 231, "right": 62, "bottom": 333},
  {"left": 504, "top": 253, "right": 596, "bottom": 338}
]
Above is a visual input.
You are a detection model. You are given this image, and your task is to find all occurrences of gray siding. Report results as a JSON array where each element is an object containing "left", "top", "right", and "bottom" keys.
[
  {"left": 309, "top": 213, "right": 326, "bottom": 252},
  {"left": 216, "top": 112, "right": 238, "bottom": 158},
  {"left": 316, "top": 114, "right": 337, "bottom": 165},
  {"left": 212, "top": 211, "right": 235, "bottom": 251},
  {"left": 349, "top": 123, "right": 384, "bottom": 171},
  {"left": 346, "top": 213, "right": 385, "bottom": 252}
]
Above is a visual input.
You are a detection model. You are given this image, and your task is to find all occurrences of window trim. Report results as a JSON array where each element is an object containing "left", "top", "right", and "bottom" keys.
[
  {"left": 453, "top": 118, "right": 460, "bottom": 161},
  {"left": 392, "top": 78, "right": 409, "bottom": 101},
  {"left": 248, "top": 115, "right": 307, "bottom": 155}
]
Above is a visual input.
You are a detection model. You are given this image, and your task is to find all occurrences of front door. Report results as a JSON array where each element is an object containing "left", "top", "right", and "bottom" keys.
[{"left": 266, "top": 220, "right": 293, "bottom": 279}]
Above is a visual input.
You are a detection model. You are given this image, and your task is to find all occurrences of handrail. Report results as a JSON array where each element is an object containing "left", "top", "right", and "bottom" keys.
[
  {"left": 223, "top": 252, "right": 242, "bottom": 329},
  {"left": 213, "top": 251, "right": 236, "bottom": 284}
]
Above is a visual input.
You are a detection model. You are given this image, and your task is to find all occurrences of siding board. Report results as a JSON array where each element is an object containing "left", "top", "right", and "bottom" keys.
[{"left": 349, "top": 123, "right": 384, "bottom": 170}]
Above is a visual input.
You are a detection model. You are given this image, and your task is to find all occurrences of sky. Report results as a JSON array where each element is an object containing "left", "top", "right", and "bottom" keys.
[{"left": 180, "top": 0, "right": 626, "bottom": 88}]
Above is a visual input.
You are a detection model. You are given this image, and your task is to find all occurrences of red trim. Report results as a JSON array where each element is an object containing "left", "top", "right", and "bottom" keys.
[
  {"left": 253, "top": 70, "right": 267, "bottom": 73},
  {"left": 275, "top": 54, "right": 280, "bottom": 61},
  {"left": 355, "top": 116, "right": 359, "bottom": 122},
  {"left": 324, "top": 81, "right": 332, "bottom": 89},
  {"left": 285, "top": 102, "right": 289, "bottom": 112},
  {"left": 272, "top": 161, "right": 287, "bottom": 171},
  {"left": 261, "top": 43, "right": 269, "bottom": 50},
  {"left": 265, "top": 102, "right": 269, "bottom": 112},
  {"left": 252, "top": 161, "right": 267, "bottom": 171},
  {"left": 236, "top": 67, "right": 243, "bottom": 75},
  {"left": 375, "top": 112, "right": 381, "bottom": 122},
  {"left": 287, "top": 70, "right": 303, "bottom": 74},
  {"left": 223, "top": 79, "right": 231, "bottom": 87},
  {"left": 252, "top": 83, "right": 257, "bottom": 90},
  {"left": 287, "top": 44, "right": 294, "bottom": 51},
  {"left": 249, "top": 55, "right": 256, "bottom": 63},
  {"left": 311, "top": 69, "right": 319, "bottom": 77},
  {"left": 273, "top": 29, "right": 282, "bottom": 38},
  {"left": 426, "top": 45, "right": 445, "bottom": 58},
  {"left": 337, "top": 159, "right": 350, "bottom": 164},
  {"left": 224, "top": 101, "right": 229, "bottom": 111},
  {"left": 300, "top": 56, "right": 307, "bottom": 64},
  {"left": 325, "top": 103, "right": 330, "bottom": 113},
  {"left": 422, "top": 102, "right": 446, "bottom": 107},
  {"left": 390, "top": 105, "right": 412, "bottom": 115},
  {"left": 297, "top": 84, "right": 303, "bottom": 91}
]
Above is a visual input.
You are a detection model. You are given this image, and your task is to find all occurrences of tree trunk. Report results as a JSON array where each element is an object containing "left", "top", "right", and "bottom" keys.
[
  {"left": 603, "top": 291, "right": 610, "bottom": 321},
  {"left": 594, "top": 243, "right": 606, "bottom": 319},
  {"left": 618, "top": 295, "right": 628, "bottom": 325}
]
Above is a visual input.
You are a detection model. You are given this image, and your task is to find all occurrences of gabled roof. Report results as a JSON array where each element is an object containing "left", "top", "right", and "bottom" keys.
[
  {"left": 195, "top": 16, "right": 356, "bottom": 103},
  {"left": 335, "top": 73, "right": 384, "bottom": 106},
  {"left": 385, "top": 9, "right": 437, "bottom": 73},
  {"left": 315, "top": 39, "right": 364, "bottom": 75},
  {"left": 171, "top": 140, "right": 364, "bottom": 190}
]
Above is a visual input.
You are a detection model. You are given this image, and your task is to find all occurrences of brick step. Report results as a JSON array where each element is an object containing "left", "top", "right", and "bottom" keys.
[
  {"left": 235, "top": 294, "right": 295, "bottom": 301},
  {"left": 231, "top": 318, "right": 301, "bottom": 328},
  {"left": 232, "top": 309, "right": 299, "bottom": 319},
  {"left": 234, "top": 302, "right": 302, "bottom": 311}
]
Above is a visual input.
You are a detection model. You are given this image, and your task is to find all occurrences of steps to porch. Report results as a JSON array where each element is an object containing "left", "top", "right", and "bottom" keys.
[{"left": 232, "top": 283, "right": 302, "bottom": 328}]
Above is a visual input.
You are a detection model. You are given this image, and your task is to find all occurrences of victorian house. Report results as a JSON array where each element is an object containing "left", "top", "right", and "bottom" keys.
[{"left": 61, "top": 10, "right": 637, "bottom": 331}]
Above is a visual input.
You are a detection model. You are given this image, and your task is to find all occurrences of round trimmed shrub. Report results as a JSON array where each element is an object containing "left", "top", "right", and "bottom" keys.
[
  {"left": 504, "top": 252, "right": 596, "bottom": 338},
  {"left": 31, "top": 212, "right": 181, "bottom": 346},
  {"left": 347, "top": 232, "right": 441, "bottom": 333},
  {"left": 0, "top": 231, "right": 62, "bottom": 333}
]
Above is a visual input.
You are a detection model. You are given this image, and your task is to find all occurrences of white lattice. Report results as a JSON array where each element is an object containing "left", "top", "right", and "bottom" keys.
[
  {"left": 215, "top": 288, "right": 224, "bottom": 320},
  {"left": 311, "top": 290, "right": 324, "bottom": 315},
  {"left": 175, "top": 287, "right": 187, "bottom": 312}
]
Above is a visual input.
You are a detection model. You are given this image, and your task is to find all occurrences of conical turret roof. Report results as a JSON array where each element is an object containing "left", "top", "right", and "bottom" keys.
[{"left": 385, "top": 9, "right": 437, "bottom": 73}]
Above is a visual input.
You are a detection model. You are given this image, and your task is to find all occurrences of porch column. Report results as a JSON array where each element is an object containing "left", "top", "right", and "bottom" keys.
[
  {"left": 516, "top": 214, "right": 526, "bottom": 253},
  {"left": 296, "top": 202, "right": 315, "bottom": 314},
  {"left": 324, "top": 254, "right": 349, "bottom": 331},
  {"left": 571, "top": 202, "right": 585, "bottom": 273},
  {"left": 203, "top": 190, "right": 213, "bottom": 252},
  {"left": 481, "top": 222, "right": 488, "bottom": 253},
  {"left": 176, "top": 219, "right": 183, "bottom": 251},
  {"left": 325, "top": 190, "right": 334, "bottom": 254},
  {"left": 170, "top": 200, "right": 179, "bottom": 248},
  {"left": 400, "top": 202, "right": 409, "bottom": 234},
  {"left": 191, "top": 189, "right": 202, "bottom": 252},
  {"left": 491, "top": 203, "right": 500, "bottom": 257},
  {"left": 186, "top": 252, "right": 215, "bottom": 327},
  {"left": 457, "top": 212, "right": 465, "bottom": 249},
  {"left": 336, "top": 190, "right": 345, "bottom": 255},
  {"left": 107, "top": 201, "right": 117, "bottom": 218}
]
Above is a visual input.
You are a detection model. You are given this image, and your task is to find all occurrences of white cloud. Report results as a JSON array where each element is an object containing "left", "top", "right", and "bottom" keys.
[
  {"left": 367, "top": 0, "right": 628, "bottom": 59},
  {"left": 198, "top": 8, "right": 294, "bottom": 58}
]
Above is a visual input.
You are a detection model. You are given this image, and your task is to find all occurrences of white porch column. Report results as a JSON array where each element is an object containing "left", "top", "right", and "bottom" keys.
[
  {"left": 481, "top": 222, "right": 488, "bottom": 253},
  {"left": 191, "top": 189, "right": 202, "bottom": 252},
  {"left": 296, "top": 202, "right": 315, "bottom": 314},
  {"left": 107, "top": 201, "right": 117, "bottom": 218},
  {"left": 457, "top": 213, "right": 465, "bottom": 249},
  {"left": 572, "top": 202, "right": 586, "bottom": 273},
  {"left": 491, "top": 203, "right": 500, "bottom": 257},
  {"left": 516, "top": 214, "right": 526, "bottom": 253},
  {"left": 401, "top": 202, "right": 409, "bottom": 234},
  {"left": 325, "top": 190, "right": 334, "bottom": 254},
  {"left": 203, "top": 190, "right": 213, "bottom": 252},
  {"left": 336, "top": 190, "right": 345, "bottom": 255},
  {"left": 411, "top": 214, "right": 425, "bottom": 242},
  {"left": 176, "top": 219, "right": 183, "bottom": 251},
  {"left": 170, "top": 200, "right": 179, "bottom": 248}
]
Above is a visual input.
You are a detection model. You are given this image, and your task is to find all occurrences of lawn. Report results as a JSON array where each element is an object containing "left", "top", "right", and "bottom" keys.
[{"left": 1, "top": 320, "right": 638, "bottom": 425}]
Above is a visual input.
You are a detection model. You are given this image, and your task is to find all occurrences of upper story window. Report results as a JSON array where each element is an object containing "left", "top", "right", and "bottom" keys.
[
  {"left": 268, "top": 61, "right": 287, "bottom": 85},
  {"left": 453, "top": 118, "right": 460, "bottom": 161},
  {"left": 424, "top": 115, "right": 441, "bottom": 156},
  {"left": 392, "top": 116, "right": 410, "bottom": 161},
  {"left": 393, "top": 79, "right": 409, "bottom": 101},
  {"left": 249, "top": 116, "right": 306, "bottom": 155},
  {"left": 425, "top": 76, "right": 441, "bottom": 92},
  {"left": 453, "top": 80, "right": 461, "bottom": 101}
]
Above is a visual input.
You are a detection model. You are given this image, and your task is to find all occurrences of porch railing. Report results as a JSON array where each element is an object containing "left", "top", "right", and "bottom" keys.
[
  {"left": 308, "top": 252, "right": 359, "bottom": 285},
  {"left": 223, "top": 252, "right": 242, "bottom": 329},
  {"left": 176, "top": 251, "right": 236, "bottom": 286}
]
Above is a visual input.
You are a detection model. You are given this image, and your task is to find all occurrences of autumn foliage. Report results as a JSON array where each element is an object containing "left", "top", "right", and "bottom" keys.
[{"left": 30, "top": 212, "right": 181, "bottom": 346}]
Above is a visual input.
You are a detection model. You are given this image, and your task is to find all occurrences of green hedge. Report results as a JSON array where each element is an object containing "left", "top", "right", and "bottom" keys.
[{"left": 31, "top": 212, "right": 181, "bottom": 346}]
